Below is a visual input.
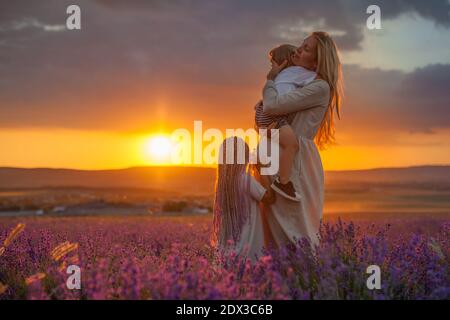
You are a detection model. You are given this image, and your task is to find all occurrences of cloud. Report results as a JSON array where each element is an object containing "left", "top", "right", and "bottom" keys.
[
  {"left": 2, "top": 0, "right": 449, "bottom": 50},
  {"left": 339, "top": 64, "right": 450, "bottom": 136},
  {"left": 92, "top": 0, "right": 450, "bottom": 50},
  {"left": 0, "top": 17, "right": 65, "bottom": 32},
  {"left": 0, "top": 0, "right": 449, "bottom": 136},
  {"left": 397, "top": 64, "right": 450, "bottom": 131}
]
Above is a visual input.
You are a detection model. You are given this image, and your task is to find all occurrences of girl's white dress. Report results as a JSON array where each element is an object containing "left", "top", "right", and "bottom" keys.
[
  {"left": 221, "top": 174, "right": 267, "bottom": 262},
  {"left": 261, "top": 79, "right": 331, "bottom": 247}
]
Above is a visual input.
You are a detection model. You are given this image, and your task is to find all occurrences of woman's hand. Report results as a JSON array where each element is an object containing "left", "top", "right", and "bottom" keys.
[
  {"left": 267, "top": 121, "right": 277, "bottom": 130},
  {"left": 266, "top": 59, "right": 287, "bottom": 80},
  {"left": 254, "top": 100, "right": 263, "bottom": 110},
  {"left": 265, "top": 121, "right": 277, "bottom": 139}
]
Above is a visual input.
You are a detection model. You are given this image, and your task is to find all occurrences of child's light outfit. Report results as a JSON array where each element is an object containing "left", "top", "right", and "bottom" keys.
[
  {"left": 219, "top": 173, "right": 267, "bottom": 262},
  {"left": 255, "top": 66, "right": 316, "bottom": 128}
]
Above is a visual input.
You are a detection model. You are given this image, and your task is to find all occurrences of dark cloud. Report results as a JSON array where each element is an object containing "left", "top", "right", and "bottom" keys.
[
  {"left": 341, "top": 64, "right": 450, "bottom": 134},
  {"left": 374, "top": 0, "right": 450, "bottom": 26},
  {"left": 91, "top": 0, "right": 450, "bottom": 50},
  {"left": 397, "top": 64, "right": 450, "bottom": 131}
]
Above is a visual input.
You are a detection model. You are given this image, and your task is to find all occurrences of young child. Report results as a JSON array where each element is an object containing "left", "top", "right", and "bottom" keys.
[
  {"left": 255, "top": 44, "right": 317, "bottom": 202},
  {"left": 212, "top": 137, "right": 275, "bottom": 262}
]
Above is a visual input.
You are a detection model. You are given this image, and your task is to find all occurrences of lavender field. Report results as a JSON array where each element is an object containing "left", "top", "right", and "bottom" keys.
[{"left": 0, "top": 214, "right": 449, "bottom": 300}]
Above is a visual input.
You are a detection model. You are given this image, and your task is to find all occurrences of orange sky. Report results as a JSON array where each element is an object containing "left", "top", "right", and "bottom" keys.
[{"left": 1, "top": 126, "right": 449, "bottom": 171}]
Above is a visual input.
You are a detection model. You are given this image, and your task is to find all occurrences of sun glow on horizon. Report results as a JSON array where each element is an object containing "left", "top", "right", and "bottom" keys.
[
  {"left": 143, "top": 134, "right": 174, "bottom": 165},
  {"left": 0, "top": 127, "right": 449, "bottom": 171}
]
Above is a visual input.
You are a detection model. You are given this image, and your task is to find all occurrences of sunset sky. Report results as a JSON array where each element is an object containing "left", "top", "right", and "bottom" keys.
[{"left": 1, "top": 0, "right": 450, "bottom": 170}]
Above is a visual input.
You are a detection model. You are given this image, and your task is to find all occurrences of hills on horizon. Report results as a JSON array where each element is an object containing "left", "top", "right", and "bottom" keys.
[{"left": 0, "top": 165, "right": 449, "bottom": 195}]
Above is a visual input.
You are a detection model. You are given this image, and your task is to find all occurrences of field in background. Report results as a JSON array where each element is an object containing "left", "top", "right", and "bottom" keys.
[
  {"left": 0, "top": 183, "right": 448, "bottom": 218},
  {"left": 0, "top": 165, "right": 448, "bottom": 299},
  {"left": 1, "top": 165, "right": 449, "bottom": 218}
]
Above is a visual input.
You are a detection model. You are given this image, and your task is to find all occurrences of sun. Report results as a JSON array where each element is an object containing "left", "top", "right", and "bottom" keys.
[{"left": 145, "top": 135, "right": 173, "bottom": 163}]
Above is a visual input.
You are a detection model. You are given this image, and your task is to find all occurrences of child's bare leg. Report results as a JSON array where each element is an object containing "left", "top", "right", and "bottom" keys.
[{"left": 278, "top": 125, "right": 299, "bottom": 184}]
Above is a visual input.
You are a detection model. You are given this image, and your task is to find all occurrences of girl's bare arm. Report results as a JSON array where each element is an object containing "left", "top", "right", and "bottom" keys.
[{"left": 252, "top": 164, "right": 276, "bottom": 205}]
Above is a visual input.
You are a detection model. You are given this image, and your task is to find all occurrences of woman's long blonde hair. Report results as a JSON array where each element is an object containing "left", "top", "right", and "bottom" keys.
[{"left": 312, "top": 31, "right": 344, "bottom": 150}]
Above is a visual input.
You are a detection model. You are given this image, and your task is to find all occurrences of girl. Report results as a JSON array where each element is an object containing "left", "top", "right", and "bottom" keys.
[{"left": 211, "top": 137, "right": 274, "bottom": 261}]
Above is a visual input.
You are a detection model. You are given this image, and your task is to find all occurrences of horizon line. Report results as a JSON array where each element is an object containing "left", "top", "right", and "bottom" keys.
[{"left": 0, "top": 163, "right": 449, "bottom": 173}]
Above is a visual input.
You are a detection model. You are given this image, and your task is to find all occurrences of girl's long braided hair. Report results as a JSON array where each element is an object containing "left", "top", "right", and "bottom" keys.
[{"left": 212, "top": 136, "right": 251, "bottom": 248}]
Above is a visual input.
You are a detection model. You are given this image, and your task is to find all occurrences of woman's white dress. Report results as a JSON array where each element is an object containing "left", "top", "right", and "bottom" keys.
[{"left": 260, "top": 79, "right": 331, "bottom": 247}]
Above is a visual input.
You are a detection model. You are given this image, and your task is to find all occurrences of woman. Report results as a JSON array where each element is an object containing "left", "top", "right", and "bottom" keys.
[{"left": 259, "top": 31, "right": 344, "bottom": 248}]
